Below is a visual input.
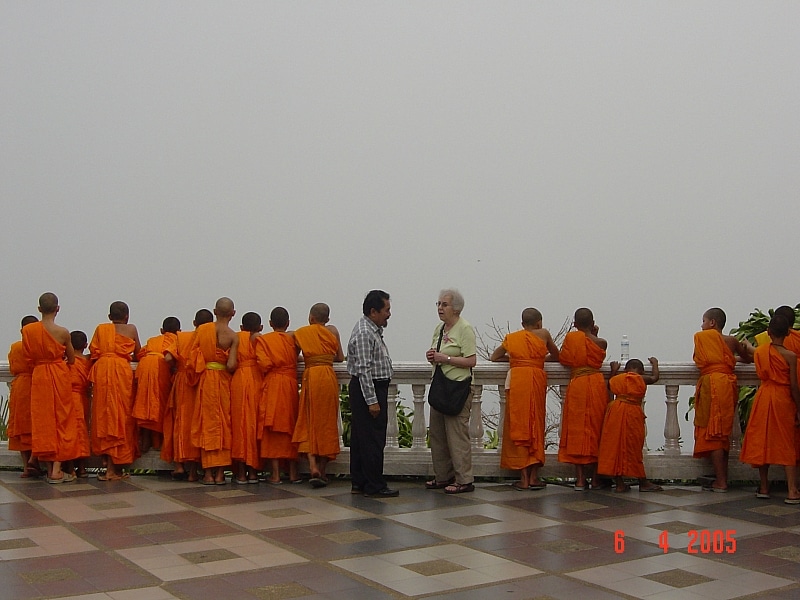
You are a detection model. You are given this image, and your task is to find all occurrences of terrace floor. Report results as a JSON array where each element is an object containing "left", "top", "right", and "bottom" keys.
[{"left": 1, "top": 470, "right": 800, "bottom": 600}]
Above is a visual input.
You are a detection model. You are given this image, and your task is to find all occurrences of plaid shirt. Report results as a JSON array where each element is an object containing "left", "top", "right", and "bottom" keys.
[{"left": 347, "top": 315, "right": 393, "bottom": 405}]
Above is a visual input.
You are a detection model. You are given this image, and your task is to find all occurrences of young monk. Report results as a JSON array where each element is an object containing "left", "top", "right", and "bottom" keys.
[
  {"left": 162, "top": 309, "right": 212, "bottom": 482},
  {"left": 490, "top": 308, "right": 559, "bottom": 491},
  {"left": 740, "top": 315, "right": 800, "bottom": 503},
  {"left": 231, "top": 312, "right": 264, "bottom": 484},
  {"left": 292, "top": 303, "right": 345, "bottom": 488},
  {"left": 24, "top": 293, "right": 77, "bottom": 483},
  {"left": 132, "top": 317, "right": 180, "bottom": 453},
  {"left": 558, "top": 307, "right": 608, "bottom": 490},
  {"left": 256, "top": 307, "right": 300, "bottom": 484},
  {"left": 190, "top": 298, "right": 238, "bottom": 485},
  {"left": 90, "top": 301, "right": 142, "bottom": 481},
  {"left": 597, "top": 358, "right": 663, "bottom": 493},
  {"left": 69, "top": 331, "right": 92, "bottom": 478},
  {"left": 7, "top": 315, "right": 40, "bottom": 477},
  {"left": 693, "top": 307, "right": 751, "bottom": 492}
]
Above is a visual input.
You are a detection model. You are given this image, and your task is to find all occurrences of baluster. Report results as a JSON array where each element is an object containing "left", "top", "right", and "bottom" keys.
[
  {"left": 470, "top": 384, "right": 484, "bottom": 451},
  {"left": 663, "top": 384, "right": 681, "bottom": 456},
  {"left": 497, "top": 385, "right": 506, "bottom": 453},
  {"left": 386, "top": 384, "right": 399, "bottom": 449},
  {"left": 411, "top": 384, "right": 428, "bottom": 450},
  {"left": 558, "top": 384, "right": 567, "bottom": 437},
  {"left": 730, "top": 390, "right": 743, "bottom": 456}
]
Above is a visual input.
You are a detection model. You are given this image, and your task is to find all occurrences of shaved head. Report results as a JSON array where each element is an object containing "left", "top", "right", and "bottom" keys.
[
  {"left": 521, "top": 307, "right": 542, "bottom": 326},
  {"left": 241, "top": 311, "right": 262, "bottom": 332},
  {"left": 775, "top": 305, "right": 796, "bottom": 327},
  {"left": 703, "top": 307, "right": 726, "bottom": 330},
  {"left": 194, "top": 309, "right": 213, "bottom": 326},
  {"left": 214, "top": 297, "right": 235, "bottom": 317},
  {"left": 70, "top": 330, "right": 88, "bottom": 351},
  {"left": 162, "top": 316, "right": 181, "bottom": 333},
  {"left": 21, "top": 315, "right": 39, "bottom": 328},
  {"left": 109, "top": 301, "right": 129, "bottom": 321},
  {"left": 624, "top": 358, "right": 645, "bottom": 374},
  {"left": 38, "top": 292, "right": 59, "bottom": 314},
  {"left": 270, "top": 306, "right": 290, "bottom": 329},
  {"left": 309, "top": 303, "right": 330, "bottom": 323},
  {"left": 574, "top": 307, "right": 594, "bottom": 329}
]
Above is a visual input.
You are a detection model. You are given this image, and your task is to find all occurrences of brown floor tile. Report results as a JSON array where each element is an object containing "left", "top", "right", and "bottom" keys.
[
  {"left": 0, "top": 502, "right": 56, "bottom": 530},
  {"left": 500, "top": 488, "right": 664, "bottom": 522},
  {"left": 161, "top": 483, "right": 296, "bottom": 508}
]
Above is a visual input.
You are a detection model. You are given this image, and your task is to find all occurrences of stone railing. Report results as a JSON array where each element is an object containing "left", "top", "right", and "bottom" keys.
[{"left": 0, "top": 361, "right": 763, "bottom": 481}]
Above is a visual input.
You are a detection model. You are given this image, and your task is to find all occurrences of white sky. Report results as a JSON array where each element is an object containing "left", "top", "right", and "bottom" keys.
[{"left": 2, "top": 2, "right": 798, "bottom": 377}]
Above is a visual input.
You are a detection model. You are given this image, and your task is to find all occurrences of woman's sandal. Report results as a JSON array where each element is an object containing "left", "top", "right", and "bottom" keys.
[
  {"left": 444, "top": 482, "right": 475, "bottom": 495},
  {"left": 425, "top": 478, "right": 455, "bottom": 490}
]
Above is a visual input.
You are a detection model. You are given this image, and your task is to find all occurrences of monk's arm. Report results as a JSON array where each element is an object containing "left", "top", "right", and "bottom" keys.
[
  {"left": 607, "top": 361, "right": 620, "bottom": 401},
  {"left": 643, "top": 357, "right": 660, "bottom": 385},
  {"left": 328, "top": 325, "right": 345, "bottom": 362},
  {"left": 788, "top": 354, "right": 800, "bottom": 409},
  {"left": 227, "top": 335, "right": 239, "bottom": 372},
  {"left": 64, "top": 337, "right": 75, "bottom": 365},
  {"left": 489, "top": 344, "right": 508, "bottom": 362},
  {"left": 545, "top": 332, "right": 560, "bottom": 362}
]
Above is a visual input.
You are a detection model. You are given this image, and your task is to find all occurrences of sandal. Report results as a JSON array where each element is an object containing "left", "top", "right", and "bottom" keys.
[
  {"left": 640, "top": 484, "right": 663, "bottom": 492},
  {"left": 511, "top": 482, "right": 528, "bottom": 491},
  {"left": 444, "top": 482, "right": 475, "bottom": 495},
  {"left": 528, "top": 482, "right": 547, "bottom": 490},
  {"left": 425, "top": 478, "right": 455, "bottom": 490},
  {"left": 309, "top": 477, "right": 328, "bottom": 488},
  {"left": 613, "top": 484, "right": 631, "bottom": 494}
]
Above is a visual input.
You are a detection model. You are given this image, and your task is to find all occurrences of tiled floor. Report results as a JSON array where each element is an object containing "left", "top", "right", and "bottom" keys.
[{"left": 2, "top": 471, "right": 800, "bottom": 599}]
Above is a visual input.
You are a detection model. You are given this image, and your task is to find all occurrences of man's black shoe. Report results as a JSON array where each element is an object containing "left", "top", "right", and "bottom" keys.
[
  {"left": 351, "top": 486, "right": 363, "bottom": 494},
  {"left": 363, "top": 488, "right": 399, "bottom": 498}
]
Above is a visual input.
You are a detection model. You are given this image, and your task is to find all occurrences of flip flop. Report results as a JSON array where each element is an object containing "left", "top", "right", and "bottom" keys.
[
  {"left": 309, "top": 477, "right": 327, "bottom": 489},
  {"left": 511, "top": 483, "right": 528, "bottom": 491},
  {"left": 702, "top": 485, "right": 728, "bottom": 493},
  {"left": 573, "top": 484, "right": 586, "bottom": 491},
  {"left": 528, "top": 482, "right": 547, "bottom": 490},
  {"left": 785, "top": 498, "right": 800, "bottom": 505},
  {"left": 201, "top": 480, "right": 216, "bottom": 486},
  {"left": 640, "top": 485, "right": 663, "bottom": 492},
  {"left": 46, "top": 476, "right": 64, "bottom": 485},
  {"left": 756, "top": 492, "right": 771, "bottom": 499},
  {"left": 613, "top": 484, "right": 631, "bottom": 494},
  {"left": 266, "top": 479, "right": 283, "bottom": 485}
]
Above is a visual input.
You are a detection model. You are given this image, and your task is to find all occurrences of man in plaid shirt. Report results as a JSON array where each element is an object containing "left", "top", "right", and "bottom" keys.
[{"left": 346, "top": 290, "right": 397, "bottom": 497}]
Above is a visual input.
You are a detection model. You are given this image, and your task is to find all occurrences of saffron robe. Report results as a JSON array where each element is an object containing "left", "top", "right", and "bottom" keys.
[
  {"left": 7, "top": 340, "right": 34, "bottom": 451},
  {"left": 781, "top": 330, "right": 800, "bottom": 461},
  {"left": 692, "top": 329, "right": 738, "bottom": 457},
  {"left": 597, "top": 373, "right": 647, "bottom": 478},
  {"left": 558, "top": 331, "right": 607, "bottom": 464},
  {"left": 189, "top": 323, "right": 232, "bottom": 468},
  {"left": 230, "top": 331, "right": 263, "bottom": 469},
  {"left": 132, "top": 333, "right": 177, "bottom": 434},
  {"left": 292, "top": 324, "right": 340, "bottom": 459},
  {"left": 162, "top": 331, "right": 199, "bottom": 463},
  {"left": 256, "top": 332, "right": 299, "bottom": 460},
  {"left": 740, "top": 344, "right": 796, "bottom": 467},
  {"left": 69, "top": 355, "right": 92, "bottom": 458},
  {"left": 24, "top": 322, "right": 82, "bottom": 461},
  {"left": 500, "top": 331, "right": 548, "bottom": 470},
  {"left": 89, "top": 323, "right": 139, "bottom": 464}
]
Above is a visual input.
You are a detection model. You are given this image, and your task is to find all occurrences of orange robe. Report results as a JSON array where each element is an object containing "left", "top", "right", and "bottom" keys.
[
  {"left": 89, "top": 323, "right": 139, "bottom": 464},
  {"left": 500, "top": 331, "right": 548, "bottom": 470},
  {"left": 132, "top": 333, "right": 177, "bottom": 436},
  {"left": 292, "top": 325, "right": 340, "bottom": 459},
  {"left": 69, "top": 355, "right": 92, "bottom": 459},
  {"left": 231, "top": 331, "right": 263, "bottom": 469},
  {"left": 256, "top": 332, "right": 299, "bottom": 460},
  {"left": 7, "top": 340, "right": 34, "bottom": 452},
  {"left": 782, "top": 330, "right": 800, "bottom": 461},
  {"left": 558, "top": 331, "right": 607, "bottom": 464},
  {"left": 740, "top": 344, "right": 796, "bottom": 467},
  {"left": 597, "top": 373, "right": 647, "bottom": 478},
  {"left": 162, "top": 331, "right": 199, "bottom": 463},
  {"left": 190, "top": 322, "right": 232, "bottom": 468},
  {"left": 692, "top": 329, "right": 738, "bottom": 457},
  {"left": 23, "top": 322, "right": 82, "bottom": 461}
]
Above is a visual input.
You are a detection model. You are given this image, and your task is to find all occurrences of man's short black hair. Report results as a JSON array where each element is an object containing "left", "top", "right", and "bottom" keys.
[{"left": 363, "top": 290, "right": 390, "bottom": 317}]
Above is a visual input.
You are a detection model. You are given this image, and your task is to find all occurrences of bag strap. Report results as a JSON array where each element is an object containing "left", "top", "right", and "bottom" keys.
[{"left": 435, "top": 324, "right": 445, "bottom": 351}]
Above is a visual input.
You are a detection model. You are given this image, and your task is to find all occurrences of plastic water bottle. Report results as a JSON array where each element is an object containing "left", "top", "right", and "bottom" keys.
[{"left": 620, "top": 335, "right": 630, "bottom": 363}]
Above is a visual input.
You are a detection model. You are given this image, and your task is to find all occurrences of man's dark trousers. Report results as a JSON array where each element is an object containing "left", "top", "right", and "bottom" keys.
[{"left": 349, "top": 376, "right": 390, "bottom": 494}]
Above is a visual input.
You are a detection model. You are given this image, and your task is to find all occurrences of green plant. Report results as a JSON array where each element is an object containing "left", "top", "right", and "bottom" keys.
[
  {"left": 484, "top": 428, "right": 499, "bottom": 449},
  {"left": 0, "top": 395, "right": 8, "bottom": 442},
  {"left": 339, "top": 384, "right": 415, "bottom": 449}
]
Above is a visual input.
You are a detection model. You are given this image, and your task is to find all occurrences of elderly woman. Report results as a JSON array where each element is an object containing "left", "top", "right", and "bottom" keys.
[{"left": 425, "top": 289, "right": 477, "bottom": 494}]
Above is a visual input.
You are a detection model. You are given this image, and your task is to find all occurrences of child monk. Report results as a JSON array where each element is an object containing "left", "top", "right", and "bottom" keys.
[
  {"left": 256, "top": 307, "right": 300, "bottom": 484},
  {"left": 69, "top": 331, "right": 92, "bottom": 478},
  {"left": 24, "top": 293, "right": 77, "bottom": 483},
  {"left": 162, "top": 309, "right": 212, "bottom": 482},
  {"left": 7, "top": 315, "right": 40, "bottom": 477},
  {"left": 558, "top": 307, "right": 608, "bottom": 490},
  {"left": 90, "top": 301, "right": 141, "bottom": 481},
  {"left": 190, "top": 298, "right": 238, "bottom": 485},
  {"left": 292, "top": 303, "right": 345, "bottom": 488},
  {"left": 132, "top": 317, "right": 180, "bottom": 453},
  {"left": 231, "top": 312, "right": 264, "bottom": 484},
  {"left": 597, "top": 358, "right": 663, "bottom": 493},
  {"left": 490, "top": 308, "right": 559, "bottom": 490},
  {"left": 692, "top": 307, "right": 750, "bottom": 492},
  {"left": 740, "top": 315, "right": 800, "bottom": 503}
]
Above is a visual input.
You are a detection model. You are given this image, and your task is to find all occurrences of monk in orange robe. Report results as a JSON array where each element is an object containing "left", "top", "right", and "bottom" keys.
[
  {"left": 256, "top": 307, "right": 300, "bottom": 484},
  {"left": 90, "top": 301, "right": 141, "bottom": 480},
  {"left": 692, "top": 307, "right": 750, "bottom": 492},
  {"left": 7, "top": 315, "right": 39, "bottom": 477},
  {"left": 24, "top": 293, "right": 78, "bottom": 483},
  {"left": 558, "top": 307, "right": 608, "bottom": 490},
  {"left": 597, "top": 358, "right": 663, "bottom": 492},
  {"left": 490, "top": 308, "right": 559, "bottom": 490},
  {"left": 162, "top": 309, "right": 212, "bottom": 481},
  {"left": 740, "top": 315, "right": 800, "bottom": 502},
  {"left": 132, "top": 317, "right": 180, "bottom": 453},
  {"left": 190, "top": 297, "right": 238, "bottom": 485},
  {"left": 231, "top": 311, "right": 264, "bottom": 483},
  {"left": 292, "top": 303, "right": 345, "bottom": 487},
  {"left": 68, "top": 330, "right": 92, "bottom": 477}
]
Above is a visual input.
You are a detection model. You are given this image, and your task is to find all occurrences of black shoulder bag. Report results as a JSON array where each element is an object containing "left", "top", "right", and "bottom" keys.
[{"left": 427, "top": 324, "right": 472, "bottom": 416}]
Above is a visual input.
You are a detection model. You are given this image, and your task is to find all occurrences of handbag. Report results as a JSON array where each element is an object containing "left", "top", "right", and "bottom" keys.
[{"left": 427, "top": 324, "right": 472, "bottom": 416}]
